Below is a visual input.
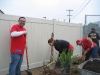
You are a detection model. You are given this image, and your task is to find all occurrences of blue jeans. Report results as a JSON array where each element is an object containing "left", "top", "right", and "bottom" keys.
[
  {"left": 85, "top": 46, "right": 98, "bottom": 61},
  {"left": 9, "top": 53, "right": 23, "bottom": 75}
]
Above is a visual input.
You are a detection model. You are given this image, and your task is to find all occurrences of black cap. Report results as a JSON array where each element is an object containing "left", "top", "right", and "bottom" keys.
[{"left": 92, "top": 28, "right": 95, "bottom": 30}]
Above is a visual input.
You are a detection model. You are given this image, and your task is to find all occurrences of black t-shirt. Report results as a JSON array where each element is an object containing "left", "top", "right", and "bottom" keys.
[
  {"left": 88, "top": 31, "right": 100, "bottom": 43},
  {"left": 53, "top": 40, "right": 70, "bottom": 54}
]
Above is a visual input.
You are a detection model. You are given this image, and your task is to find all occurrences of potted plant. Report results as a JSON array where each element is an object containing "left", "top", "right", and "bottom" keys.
[{"left": 59, "top": 49, "right": 78, "bottom": 75}]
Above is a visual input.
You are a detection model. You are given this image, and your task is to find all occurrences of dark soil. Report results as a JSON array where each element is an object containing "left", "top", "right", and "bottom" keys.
[
  {"left": 21, "top": 58, "right": 84, "bottom": 75},
  {"left": 21, "top": 64, "right": 80, "bottom": 75},
  {"left": 82, "top": 59, "right": 100, "bottom": 73},
  {"left": 43, "top": 69, "right": 58, "bottom": 75}
]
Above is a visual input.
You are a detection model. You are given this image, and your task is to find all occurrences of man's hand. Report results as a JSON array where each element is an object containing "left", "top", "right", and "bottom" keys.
[
  {"left": 23, "top": 31, "right": 27, "bottom": 34},
  {"left": 25, "top": 44, "right": 28, "bottom": 50},
  {"left": 78, "top": 57, "right": 82, "bottom": 63}
]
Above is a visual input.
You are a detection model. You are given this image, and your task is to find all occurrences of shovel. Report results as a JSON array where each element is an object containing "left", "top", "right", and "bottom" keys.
[
  {"left": 43, "top": 60, "right": 56, "bottom": 73},
  {"left": 50, "top": 32, "right": 54, "bottom": 62},
  {"left": 50, "top": 55, "right": 53, "bottom": 62},
  {"left": 73, "top": 49, "right": 90, "bottom": 65},
  {"left": 25, "top": 49, "right": 32, "bottom": 75}
]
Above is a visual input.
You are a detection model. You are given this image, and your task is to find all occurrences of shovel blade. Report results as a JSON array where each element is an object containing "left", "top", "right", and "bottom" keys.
[
  {"left": 73, "top": 62, "right": 79, "bottom": 65},
  {"left": 25, "top": 70, "right": 32, "bottom": 75}
]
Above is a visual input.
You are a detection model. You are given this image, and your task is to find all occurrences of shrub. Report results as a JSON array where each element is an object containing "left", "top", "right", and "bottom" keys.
[{"left": 59, "top": 48, "right": 78, "bottom": 72}]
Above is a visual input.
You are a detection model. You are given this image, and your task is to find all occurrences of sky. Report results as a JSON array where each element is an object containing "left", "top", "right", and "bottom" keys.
[{"left": 0, "top": 0, "right": 100, "bottom": 25}]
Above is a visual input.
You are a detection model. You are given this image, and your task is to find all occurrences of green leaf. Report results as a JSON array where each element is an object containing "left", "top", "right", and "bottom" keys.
[{"left": 59, "top": 48, "right": 78, "bottom": 71}]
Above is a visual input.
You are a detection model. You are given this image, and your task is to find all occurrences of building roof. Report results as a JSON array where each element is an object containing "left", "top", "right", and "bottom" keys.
[{"left": 0, "top": 10, "right": 4, "bottom": 14}]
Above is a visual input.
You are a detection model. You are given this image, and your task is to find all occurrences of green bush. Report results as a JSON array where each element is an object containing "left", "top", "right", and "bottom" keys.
[{"left": 59, "top": 48, "right": 78, "bottom": 71}]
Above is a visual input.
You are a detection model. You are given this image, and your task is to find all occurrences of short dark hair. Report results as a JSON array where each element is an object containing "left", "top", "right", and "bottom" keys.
[
  {"left": 18, "top": 17, "right": 26, "bottom": 21},
  {"left": 92, "top": 28, "right": 95, "bottom": 31},
  {"left": 48, "top": 38, "right": 53, "bottom": 43}
]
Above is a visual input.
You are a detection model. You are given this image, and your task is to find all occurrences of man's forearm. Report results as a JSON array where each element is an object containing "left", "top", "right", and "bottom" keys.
[
  {"left": 11, "top": 31, "right": 24, "bottom": 37},
  {"left": 80, "top": 49, "right": 89, "bottom": 59},
  {"left": 87, "top": 38, "right": 93, "bottom": 45},
  {"left": 80, "top": 51, "right": 86, "bottom": 59}
]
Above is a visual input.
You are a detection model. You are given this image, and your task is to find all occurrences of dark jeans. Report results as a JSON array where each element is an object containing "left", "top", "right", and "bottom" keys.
[
  {"left": 85, "top": 46, "right": 98, "bottom": 61},
  {"left": 9, "top": 53, "right": 23, "bottom": 75},
  {"left": 55, "top": 59, "right": 62, "bottom": 68},
  {"left": 65, "top": 60, "right": 70, "bottom": 74},
  {"left": 93, "top": 41, "right": 100, "bottom": 55}
]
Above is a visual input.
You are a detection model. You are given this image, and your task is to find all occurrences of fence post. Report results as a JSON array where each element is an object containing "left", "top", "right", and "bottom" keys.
[
  {"left": 52, "top": 19, "right": 56, "bottom": 40},
  {"left": 52, "top": 19, "right": 56, "bottom": 34},
  {"left": 52, "top": 19, "right": 58, "bottom": 59},
  {"left": 79, "top": 23, "right": 83, "bottom": 56}
]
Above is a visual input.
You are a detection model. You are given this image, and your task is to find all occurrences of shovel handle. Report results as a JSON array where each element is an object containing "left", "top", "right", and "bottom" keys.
[
  {"left": 51, "top": 32, "right": 54, "bottom": 38},
  {"left": 26, "top": 49, "right": 28, "bottom": 62},
  {"left": 26, "top": 49, "right": 29, "bottom": 70},
  {"left": 47, "top": 61, "right": 56, "bottom": 67}
]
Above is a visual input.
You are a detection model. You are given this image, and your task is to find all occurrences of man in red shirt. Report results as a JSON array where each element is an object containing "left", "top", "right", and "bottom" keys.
[
  {"left": 76, "top": 37, "right": 98, "bottom": 61},
  {"left": 9, "top": 17, "right": 28, "bottom": 75}
]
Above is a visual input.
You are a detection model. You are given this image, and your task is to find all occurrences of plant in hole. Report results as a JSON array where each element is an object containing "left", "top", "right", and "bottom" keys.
[
  {"left": 72, "top": 68, "right": 79, "bottom": 74},
  {"left": 59, "top": 48, "right": 78, "bottom": 73}
]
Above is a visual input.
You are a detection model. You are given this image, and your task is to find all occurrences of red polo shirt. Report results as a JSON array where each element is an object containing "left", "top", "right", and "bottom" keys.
[
  {"left": 10, "top": 24, "right": 26, "bottom": 54},
  {"left": 81, "top": 38, "right": 97, "bottom": 50}
]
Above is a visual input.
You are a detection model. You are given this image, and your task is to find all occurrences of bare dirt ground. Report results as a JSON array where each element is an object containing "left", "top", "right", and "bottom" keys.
[
  {"left": 21, "top": 54, "right": 100, "bottom": 75},
  {"left": 21, "top": 57, "right": 86, "bottom": 75},
  {"left": 21, "top": 64, "right": 81, "bottom": 75}
]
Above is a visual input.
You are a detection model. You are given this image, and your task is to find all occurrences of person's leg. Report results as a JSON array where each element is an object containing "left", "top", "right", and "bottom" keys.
[
  {"left": 85, "top": 50, "right": 92, "bottom": 61},
  {"left": 97, "top": 42, "right": 100, "bottom": 56},
  {"left": 15, "top": 54, "right": 23, "bottom": 75},
  {"left": 92, "top": 46, "right": 98, "bottom": 58},
  {"left": 98, "top": 47, "right": 100, "bottom": 56},
  {"left": 66, "top": 60, "right": 70, "bottom": 74},
  {"left": 55, "top": 59, "right": 62, "bottom": 68},
  {"left": 94, "top": 41, "right": 100, "bottom": 56},
  {"left": 9, "top": 53, "right": 20, "bottom": 75},
  {"left": 97, "top": 41, "right": 99, "bottom": 47}
]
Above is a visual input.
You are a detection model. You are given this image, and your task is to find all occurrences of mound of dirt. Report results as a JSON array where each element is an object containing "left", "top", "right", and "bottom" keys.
[
  {"left": 43, "top": 70, "right": 58, "bottom": 75},
  {"left": 82, "top": 59, "right": 100, "bottom": 73}
]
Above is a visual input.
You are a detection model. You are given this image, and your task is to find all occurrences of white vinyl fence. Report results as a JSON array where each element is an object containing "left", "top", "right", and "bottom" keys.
[{"left": 0, "top": 14, "right": 82, "bottom": 75}]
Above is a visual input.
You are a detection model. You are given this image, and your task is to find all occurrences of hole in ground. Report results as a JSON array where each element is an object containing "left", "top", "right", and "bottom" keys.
[{"left": 43, "top": 69, "right": 58, "bottom": 75}]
